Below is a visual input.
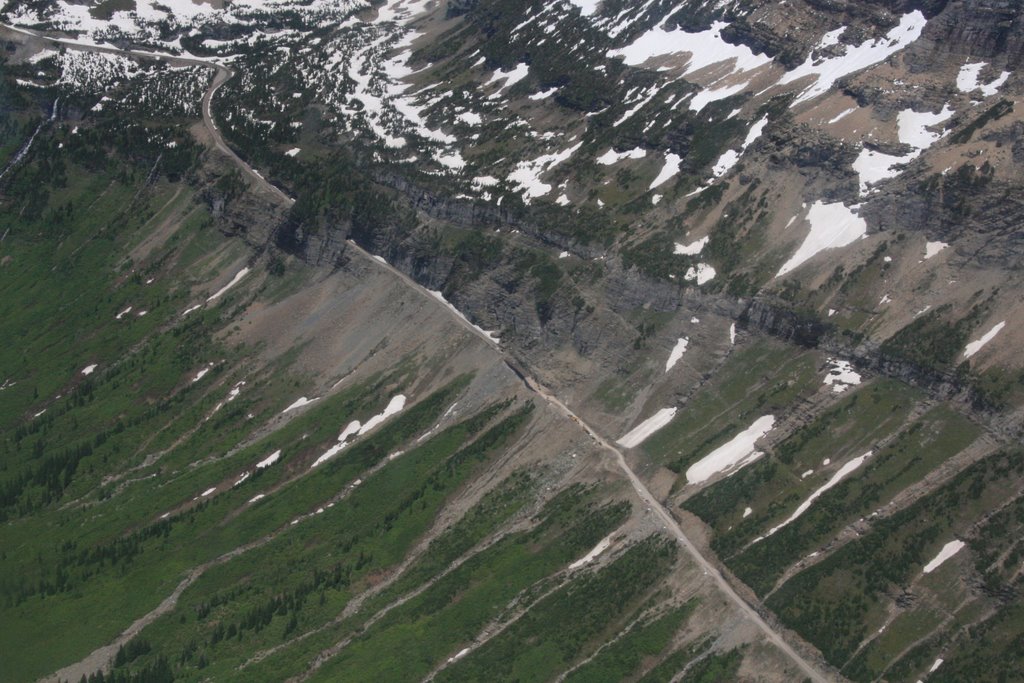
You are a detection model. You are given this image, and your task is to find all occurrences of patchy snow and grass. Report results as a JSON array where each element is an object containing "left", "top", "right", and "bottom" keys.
[
  {"left": 311, "top": 395, "right": 406, "bottom": 468},
  {"left": 780, "top": 12, "right": 927, "bottom": 105},
  {"left": 568, "top": 534, "right": 613, "bottom": 570},
  {"left": 207, "top": 267, "right": 250, "bottom": 303},
  {"left": 508, "top": 142, "right": 583, "bottom": 202},
  {"left": 922, "top": 540, "right": 965, "bottom": 573},
  {"left": 777, "top": 201, "right": 867, "bottom": 277},
  {"left": 686, "top": 415, "right": 776, "bottom": 484},
  {"left": 823, "top": 358, "right": 862, "bottom": 393},
  {"left": 963, "top": 321, "right": 1006, "bottom": 359},
  {"left": 710, "top": 115, "right": 768, "bottom": 178},
  {"left": 762, "top": 452, "right": 872, "bottom": 538},
  {"left": 617, "top": 407, "right": 677, "bottom": 448},
  {"left": 665, "top": 337, "right": 689, "bottom": 372}
]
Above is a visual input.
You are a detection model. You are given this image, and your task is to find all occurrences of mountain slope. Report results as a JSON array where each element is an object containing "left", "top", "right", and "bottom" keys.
[{"left": 1, "top": 1, "right": 1023, "bottom": 681}]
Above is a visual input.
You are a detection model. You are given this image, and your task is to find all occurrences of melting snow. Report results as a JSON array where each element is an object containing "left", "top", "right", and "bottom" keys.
[
  {"left": 81, "top": 364, "right": 98, "bottom": 376},
  {"left": 777, "top": 201, "right": 867, "bottom": 277},
  {"left": 311, "top": 395, "right": 406, "bottom": 468},
  {"left": 686, "top": 415, "right": 775, "bottom": 484},
  {"left": 665, "top": 337, "right": 689, "bottom": 372},
  {"left": 568, "top": 534, "right": 613, "bottom": 570},
  {"left": 249, "top": 493, "right": 265, "bottom": 503},
  {"left": 762, "top": 452, "right": 872, "bottom": 538},
  {"left": 729, "top": 323, "right": 736, "bottom": 345},
  {"left": 567, "top": 0, "right": 601, "bottom": 16},
  {"left": 922, "top": 540, "right": 965, "bottom": 573},
  {"left": 201, "top": 487, "right": 216, "bottom": 497},
  {"left": 617, "top": 407, "right": 677, "bottom": 448},
  {"left": 929, "top": 657, "right": 945, "bottom": 673},
  {"left": 828, "top": 107, "right": 858, "bottom": 124},
  {"left": 743, "top": 506, "right": 752, "bottom": 518},
  {"left": 116, "top": 306, "right": 133, "bottom": 320},
  {"left": 963, "top": 321, "right": 1006, "bottom": 359},
  {"left": 781, "top": 12, "right": 928, "bottom": 105},
  {"left": 285, "top": 148, "right": 300, "bottom": 157},
  {"left": 823, "top": 359, "right": 862, "bottom": 393}
]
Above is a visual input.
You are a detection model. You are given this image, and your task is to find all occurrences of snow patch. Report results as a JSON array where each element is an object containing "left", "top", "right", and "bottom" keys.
[
  {"left": 568, "top": 534, "right": 613, "bottom": 570},
  {"left": 963, "top": 321, "right": 1006, "bottom": 359},
  {"left": 762, "top": 452, "right": 872, "bottom": 538},
  {"left": 256, "top": 450, "right": 281, "bottom": 469},
  {"left": 665, "top": 337, "right": 689, "bottom": 372},
  {"left": 649, "top": 153, "right": 681, "bottom": 190},
  {"left": 283, "top": 396, "right": 319, "bottom": 413},
  {"left": 81, "top": 364, "right": 98, "bottom": 376},
  {"left": 777, "top": 201, "right": 867, "bottom": 277},
  {"left": 207, "top": 267, "right": 250, "bottom": 303},
  {"left": 957, "top": 62, "right": 1011, "bottom": 97},
  {"left": 686, "top": 415, "right": 776, "bottom": 484},
  {"left": 823, "top": 358, "right": 861, "bottom": 393},
  {"left": 922, "top": 540, "right": 965, "bottom": 574},
  {"left": 780, "top": 12, "right": 928, "bottom": 106},
  {"left": 675, "top": 236, "right": 709, "bottom": 256},
  {"left": 617, "top": 407, "right": 677, "bottom": 449},
  {"left": 924, "top": 241, "right": 947, "bottom": 260}
]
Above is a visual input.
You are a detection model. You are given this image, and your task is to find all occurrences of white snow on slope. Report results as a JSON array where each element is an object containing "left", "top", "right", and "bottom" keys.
[
  {"left": 665, "top": 337, "right": 689, "bottom": 372},
  {"left": 359, "top": 395, "right": 407, "bottom": 434},
  {"left": 777, "top": 201, "right": 866, "bottom": 277},
  {"left": 81, "top": 364, "right": 98, "bottom": 376},
  {"left": 207, "top": 267, "right": 250, "bottom": 303},
  {"left": 924, "top": 241, "right": 947, "bottom": 260},
  {"left": 649, "top": 153, "right": 682, "bottom": 190},
  {"left": 780, "top": 12, "right": 927, "bottom": 106},
  {"left": 486, "top": 63, "right": 530, "bottom": 97},
  {"left": 686, "top": 415, "right": 775, "bottom": 484},
  {"left": 962, "top": 321, "right": 1006, "bottom": 359},
  {"left": 617, "top": 407, "right": 677, "bottom": 448},
  {"left": 674, "top": 236, "right": 709, "bottom": 255},
  {"left": 762, "top": 452, "right": 871, "bottom": 538},
  {"left": 711, "top": 115, "right": 768, "bottom": 178},
  {"left": 823, "top": 358, "right": 861, "bottom": 393},
  {"left": 568, "top": 534, "right": 613, "bottom": 570},
  {"left": 854, "top": 105, "right": 954, "bottom": 195},
  {"left": 684, "top": 263, "right": 717, "bottom": 285},
  {"left": 567, "top": 0, "right": 602, "bottom": 17},
  {"left": 508, "top": 142, "right": 583, "bottom": 202},
  {"left": 283, "top": 396, "right": 319, "bottom": 413},
  {"left": 311, "top": 395, "right": 407, "bottom": 468},
  {"left": 257, "top": 450, "right": 281, "bottom": 469},
  {"left": 608, "top": 21, "right": 771, "bottom": 77},
  {"left": 597, "top": 147, "right": 647, "bottom": 165},
  {"left": 957, "top": 62, "right": 1011, "bottom": 97},
  {"left": 922, "top": 539, "right": 965, "bottom": 573}
]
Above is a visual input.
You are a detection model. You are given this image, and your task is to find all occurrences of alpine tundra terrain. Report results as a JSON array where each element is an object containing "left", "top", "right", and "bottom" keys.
[{"left": 1, "top": 0, "right": 1023, "bottom": 681}]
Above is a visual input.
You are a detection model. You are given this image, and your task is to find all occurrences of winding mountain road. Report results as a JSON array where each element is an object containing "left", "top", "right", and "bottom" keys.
[{"left": 3, "top": 21, "right": 829, "bottom": 683}]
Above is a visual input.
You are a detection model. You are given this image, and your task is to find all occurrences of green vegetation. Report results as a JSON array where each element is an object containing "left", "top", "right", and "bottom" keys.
[{"left": 564, "top": 601, "right": 697, "bottom": 682}]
